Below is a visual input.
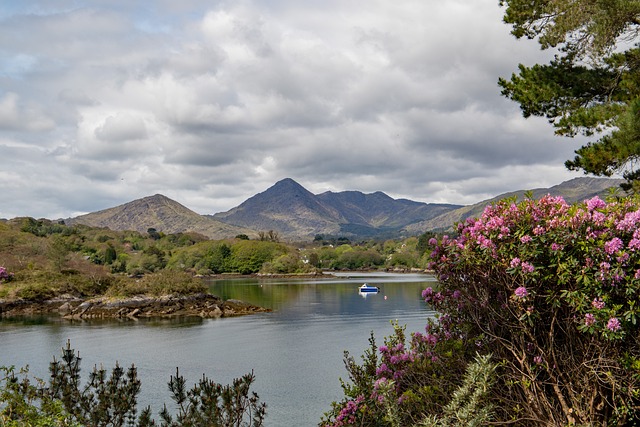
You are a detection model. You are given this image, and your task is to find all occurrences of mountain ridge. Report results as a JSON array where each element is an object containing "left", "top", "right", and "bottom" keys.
[
  {"left": 404, "top": 177, "right": 625, "bottom": 233},
  {"left": 66, "top": 177, "right": 625, "bottom": 240},
  {"left": 210, "top": 178, "right": 463, "bottom": 238}
]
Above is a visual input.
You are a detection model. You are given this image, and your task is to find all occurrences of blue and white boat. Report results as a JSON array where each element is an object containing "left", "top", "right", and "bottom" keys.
[{"left": 359, "top": 283, "right": 380, "bottom": 293}]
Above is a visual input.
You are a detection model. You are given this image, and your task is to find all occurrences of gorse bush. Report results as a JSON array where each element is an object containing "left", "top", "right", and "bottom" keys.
[
  {"left": 428, "top": 194, "right": 640, "bottom": 425},
  {"left": 416, "top": 353, "right": 496, "bottom": 427},
  {"left": 0, "top": 341, "right": 266, "bottom": 427}
]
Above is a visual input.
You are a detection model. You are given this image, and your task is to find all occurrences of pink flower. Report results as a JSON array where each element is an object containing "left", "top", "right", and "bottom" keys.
[
  {"left": 520, "top": 235, "right": 532, "bottom": 244},
  {"left": 592, "top": 211, "right": 606, "bottom": 225},
  {"left": 533, "top": 226, "right": 545, "bottom": 235},
  {"left": 550, "top": 243, "right": 563, "bottom": 251},
  {"left": 533, "top": 355, "right": 543, "bottom": 364},
  {"left": 605, "top": 237, "right": 623, "bottom": 255},
  {"left": 591, "top": 298, "right": 605, "bottom": 309},
  {"left": 514, "top": 286, "right": 528, "bottom": 298},
  {"left": 510, "top": 258, "right": 521, "bottom": 268},
  {"left": 629, "top": 238, "right": 640, "bottom": 251},
  {"left": 521, "top": 262, "right": 535, "bottom": 273},
  {"left": 616, "top": 210, "right": 640, "bottom": 231},
  {"left": 607, "top": 317, "right": 621, "bottom": 332},
  {"left": 586, "top": 196, "right": 606, "bottom": 211},
  {"left": 585, "top": 313, "right": 596, "bottom": 326}
]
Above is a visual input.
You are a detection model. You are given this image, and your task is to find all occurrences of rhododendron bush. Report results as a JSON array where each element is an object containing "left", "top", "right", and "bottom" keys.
[
  {"left": 320, "top": 325, "right": 471, "bottom": 427},
  {"left": 322, "top": 195, "right": 640, "bottom": 427},
  {"left": 428, "top": 194, "right": 640, "bottom": 425}
]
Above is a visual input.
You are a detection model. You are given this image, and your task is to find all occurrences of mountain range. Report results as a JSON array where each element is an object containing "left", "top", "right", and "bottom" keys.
[{"left": 66, "top": 177, "right": 624, "bottom": 240}]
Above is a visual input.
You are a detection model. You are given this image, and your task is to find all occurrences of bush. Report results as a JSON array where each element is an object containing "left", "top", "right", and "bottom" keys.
[
  {"left": 428, "top": 194, "right": 640, "bottom": 425},
  {"left": 105, "top": 270, "right": 207, "bottom": 297},
  {"left": 0, "top": 341, "right": 266, "bottom": 427},
  {"left": 0, "top": 266, "right": 13, "bottom": 283},
  {"left": 320, "top": 323, "right": 472, "bottom": 427},
  {"left": 14, "top": 282, "right": 56, "bottom": 301}
]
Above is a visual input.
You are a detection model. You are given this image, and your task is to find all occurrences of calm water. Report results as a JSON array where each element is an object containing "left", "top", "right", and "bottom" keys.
[{"left": 0, "top": 272, "right": 436, "bottom": 426}]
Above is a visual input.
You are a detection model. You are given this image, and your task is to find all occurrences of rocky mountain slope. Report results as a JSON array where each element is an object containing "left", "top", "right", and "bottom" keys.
[
  {"left": 66, "top": 194, "right": 253, "bottom": 239},
  {"left": 210, "top": 178, "right": 462, "bottom": 238},
  {"left": 66, "top": 177, "right": 625, "bottom": 240},
  {"left": 403, "top": 177, "right": 625, "bottom": 233}
]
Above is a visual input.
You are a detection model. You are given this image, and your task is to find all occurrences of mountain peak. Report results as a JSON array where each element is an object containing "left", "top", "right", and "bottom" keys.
[
  {"left": 67, "top": 194, "right": 251, "bottom": 239},
  {"left": 271, "top": 178, "right": 306, "bottom": 191}
]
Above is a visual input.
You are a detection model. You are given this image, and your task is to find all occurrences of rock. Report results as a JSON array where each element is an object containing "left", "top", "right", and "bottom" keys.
[
  {"left": 58, "top": 302, "right": 72, "bottom": 313},
  {"left": 2, "top": 293, "right": 269, "bottom": 320}
]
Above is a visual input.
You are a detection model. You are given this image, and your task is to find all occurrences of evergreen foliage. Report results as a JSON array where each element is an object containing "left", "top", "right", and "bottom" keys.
[
  {"left": 498, "top": 0, "right": 640, "bottom": 190},
  {"left": 417, "top": 354, "right": 496, "bottom": 427},
  {"left": 0, "top": 341, "right": 266, "bottom": 427}
]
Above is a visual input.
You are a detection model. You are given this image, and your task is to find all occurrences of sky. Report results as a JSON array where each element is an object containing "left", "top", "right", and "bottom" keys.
[{"left": 0, "top": 0, "right": 591, "bottom": 219}]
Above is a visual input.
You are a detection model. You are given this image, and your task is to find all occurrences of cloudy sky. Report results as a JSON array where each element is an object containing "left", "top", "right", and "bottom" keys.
[{"left": 0, "top": 0, "right": 590, "bottom": 219}]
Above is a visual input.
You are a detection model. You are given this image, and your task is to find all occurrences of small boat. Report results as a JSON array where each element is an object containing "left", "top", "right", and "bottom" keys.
[{"left": 359, "top": 283, "right": 380, "bottom": 293}]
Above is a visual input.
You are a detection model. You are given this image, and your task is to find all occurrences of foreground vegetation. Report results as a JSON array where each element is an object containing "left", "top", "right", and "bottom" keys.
[
  {"left": 322, "top": 194, "right": 640, "bottom": 426},
  {"left": 0, "top": 341, "right": 266, "bottom": 427}
]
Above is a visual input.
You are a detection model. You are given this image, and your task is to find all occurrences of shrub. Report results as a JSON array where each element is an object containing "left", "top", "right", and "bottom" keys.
[
  {"left": 14, "top": 282, "right": 56, "bottom": 301},
  {"left": 417, "top": 353, "right": 496, "bottom": 427},
  {"left": 0, "top": 266, "right": 13, "bottom": 283},
  {"left": 105, "top": 270, "right": 207, "bottom": 297},
  {"left": 0, "top": 341, "right": 266, "bottom": 427},
  {"left": 428, "top": 194, "right": 640, "bottom": 425},
  {"left": 320, "top": 323, "right": 471, "bottom": 427},
  {"left": 0, "top": 366, "right": 80, "bottom": 427}
]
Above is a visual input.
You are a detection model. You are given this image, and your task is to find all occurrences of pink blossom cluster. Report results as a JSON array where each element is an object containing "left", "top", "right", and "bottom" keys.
[
  {"left": 322, "top": 322, "right": 448, "bottom": 427},
  {"left": 325, "top": 395, "right": 364, "bottom": 427},
  {"left": 514, "top": 286, "right": 528, "bottom": 299},
  {"left": 0, "top": 266, "right": 13, "bottom": 283},
  {"left": 428, "top": 195, "right": 640, "bottom": 339}
]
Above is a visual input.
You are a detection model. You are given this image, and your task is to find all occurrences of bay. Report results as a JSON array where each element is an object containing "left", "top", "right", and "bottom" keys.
[{"left": 0, "top": 272, "right": 436, "bottom": 426}]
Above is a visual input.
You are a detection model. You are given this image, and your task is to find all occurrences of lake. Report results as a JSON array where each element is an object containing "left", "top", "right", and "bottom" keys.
[{"left": 0, "top": 272, "right": 436, "bottom": 426}]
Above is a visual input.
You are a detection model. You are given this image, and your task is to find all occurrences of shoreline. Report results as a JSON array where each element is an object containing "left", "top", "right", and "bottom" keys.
[
  {"left": 0, "top": 293, "right": 271, "bottom": 320},
  {"left": 0, "top": 269, "right": 432, "bottom": 320}
]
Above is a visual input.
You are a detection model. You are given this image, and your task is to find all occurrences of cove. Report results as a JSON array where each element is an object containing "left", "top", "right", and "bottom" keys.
[{"left": 0, "top": 272, "right": 436, "bottom": 426}]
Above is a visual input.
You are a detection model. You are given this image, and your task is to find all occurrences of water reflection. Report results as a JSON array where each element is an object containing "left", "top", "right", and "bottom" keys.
[{"left": 0, "top": 272, "right": 435, "bottom": 427}]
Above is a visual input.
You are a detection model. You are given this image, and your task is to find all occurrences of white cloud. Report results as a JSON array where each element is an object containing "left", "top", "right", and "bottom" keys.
[
  {"left": 0, "top": 0, "right": 594, "bottom": 219},
  {"left": 95, "top": 113, "right": 148, "bottom": 142},
  {"left": 0, "top": 92, "right": 55, "bottom": 132}
]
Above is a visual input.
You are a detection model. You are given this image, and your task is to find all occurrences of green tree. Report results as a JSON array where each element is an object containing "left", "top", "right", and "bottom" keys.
[
  {"left": 229, "top": 240, "right": 287, "bottom": 274},
  {"left": 49, "top": 234, "right": 70, "bottom": 271},
  {"left": 498, "top": 0, "right": 640, "bottom": 190},
  {"left": 204, "top": 242, "right": 231, "bottom": 273},
  {"left": 147, "top": 228, "right": 161, "bottom": 241},
  {"left": 104, "top": 244, "right": 117, "bottom": 265}
]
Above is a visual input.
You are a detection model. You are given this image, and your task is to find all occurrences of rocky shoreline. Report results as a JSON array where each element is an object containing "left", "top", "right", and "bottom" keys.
[{"left": 0, "top": 293, "right": 271, "bottom": 320}]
